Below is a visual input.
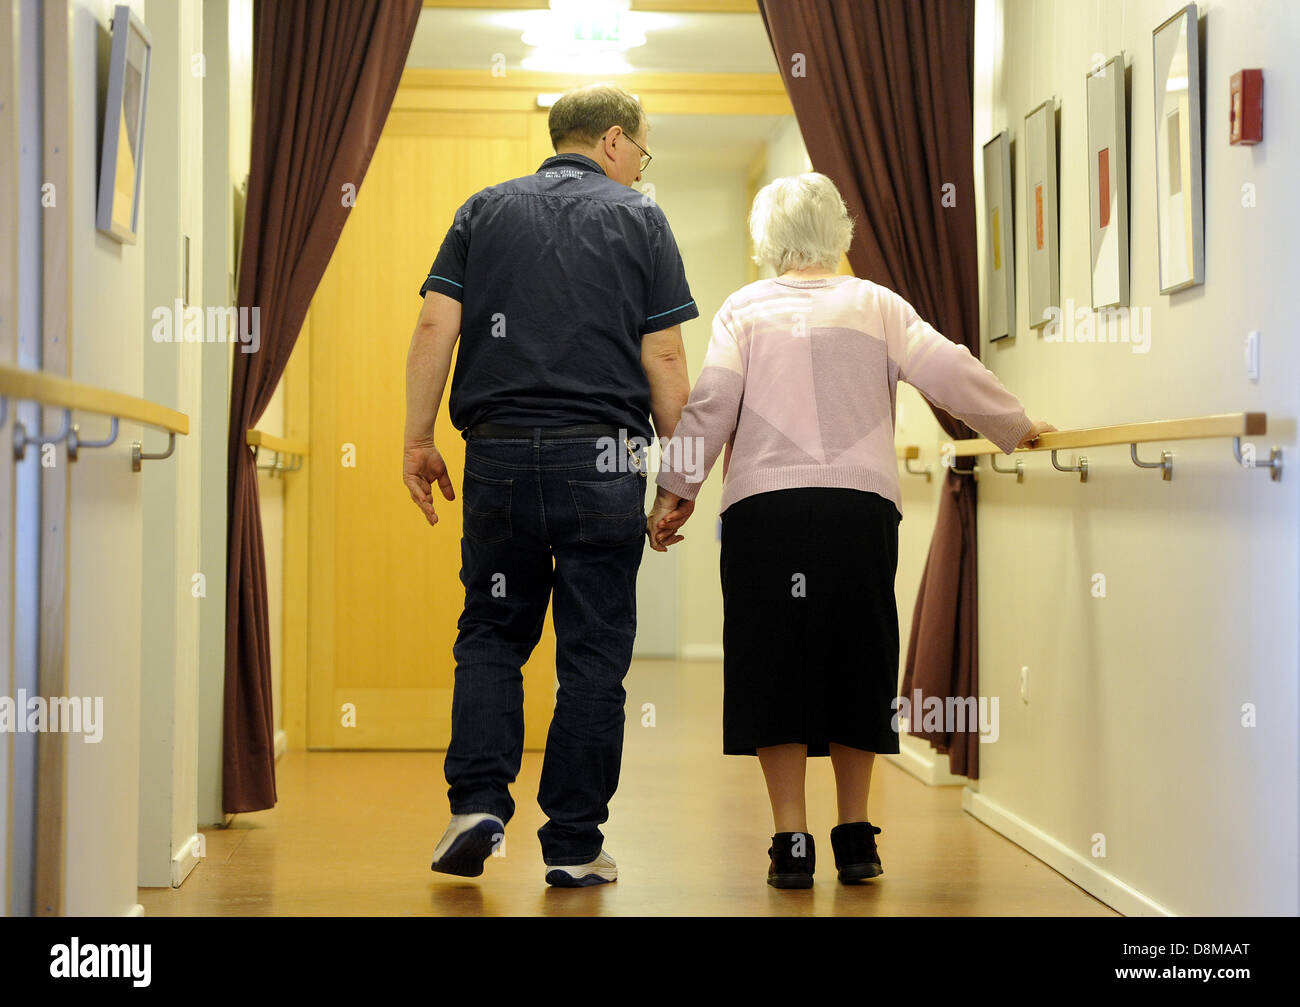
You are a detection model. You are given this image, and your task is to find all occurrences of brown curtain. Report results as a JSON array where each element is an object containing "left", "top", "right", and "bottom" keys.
[
  {"left": 224, "top": 0, "right": 422, "bottom": 812},
  {"left": 759, "top": 0, "right": 984, "bottom": 777}
]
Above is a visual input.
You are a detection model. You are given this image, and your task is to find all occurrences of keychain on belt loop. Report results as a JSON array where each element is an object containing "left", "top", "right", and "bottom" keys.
[{"left": 624, "top": 436, "right": 645, "bottom": 475}]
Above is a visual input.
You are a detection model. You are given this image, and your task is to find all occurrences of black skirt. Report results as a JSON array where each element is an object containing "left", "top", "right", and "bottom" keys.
[{"left": 719, "top": 487, "right": 902, "bottom": 757}]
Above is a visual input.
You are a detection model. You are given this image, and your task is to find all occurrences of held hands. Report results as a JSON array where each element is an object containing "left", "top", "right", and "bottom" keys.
[
  {"left": 646, "top": 487, "right": 694, "bottom": 552},
  {"left": 403, "top": 436, "right": 455, "bottom": 527},
  {"left": 1017, "top": 420, "right": 1057, "bottom": 449}
]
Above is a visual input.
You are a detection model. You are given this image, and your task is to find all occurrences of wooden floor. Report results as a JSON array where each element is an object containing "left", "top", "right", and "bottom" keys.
[{"left": 140, "top": 660, "right": 1117, "bottom": 916}]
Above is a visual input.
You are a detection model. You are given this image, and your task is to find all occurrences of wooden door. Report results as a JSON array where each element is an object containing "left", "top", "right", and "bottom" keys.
[{"left": 305, "top": 108, "right": 558, "bottom": 749}]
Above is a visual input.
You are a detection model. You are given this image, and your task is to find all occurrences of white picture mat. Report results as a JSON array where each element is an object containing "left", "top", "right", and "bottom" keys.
[
  {"left": 1087, "top": 54, "right": 1129, "bottom": 309},
  {"left": 1152, "top": 4, "right": 1204, "bottom": 292},
  {"left": 982, "top": 131, "right": 1014, "bottom": 342},
  {"left": 1024, "top": 100, "right": 1058, "bottom": 329},
  {"left": 95, "top": 4, "right": 152, "bottom": 243}
]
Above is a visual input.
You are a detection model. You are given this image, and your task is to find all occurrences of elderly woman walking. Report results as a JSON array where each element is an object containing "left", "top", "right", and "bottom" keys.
[{"left": 649, "top": 173, "right": 1052, "bottom": 888}]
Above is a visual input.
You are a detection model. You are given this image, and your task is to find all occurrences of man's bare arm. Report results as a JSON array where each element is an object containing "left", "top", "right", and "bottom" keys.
[
  {"left": 641, "top": 324, "right": 690, "bottom": 441},
  {"left": 641, "top": 324, "right": 694, "bottom": 551},
  {"left": 405, "top": 291, "right": 461, "bottom": 441},
  {"left": 403, "top": 291, "right": 462, "bottom": 526}
]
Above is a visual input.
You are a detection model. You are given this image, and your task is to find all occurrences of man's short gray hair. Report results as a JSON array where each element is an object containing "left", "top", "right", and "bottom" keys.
[
  {"left": 749, "top": 173, "right": 855, "bottom": 274},
  {"left": 549, "top": 83, "right": 645, "bottom": 150}
]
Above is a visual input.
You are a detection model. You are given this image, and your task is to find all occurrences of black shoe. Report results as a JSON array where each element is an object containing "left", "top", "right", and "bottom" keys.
[
  {"left": 767, "top": 832, "right": 815, "bottom": 888},
  {"left": 830, "top": 821, "right": 883, "bottom": 882}
]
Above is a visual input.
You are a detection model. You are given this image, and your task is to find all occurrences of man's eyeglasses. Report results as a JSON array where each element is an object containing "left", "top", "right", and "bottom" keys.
[{"left": 621, "top": 131, "right": 652, "bottom": 173}]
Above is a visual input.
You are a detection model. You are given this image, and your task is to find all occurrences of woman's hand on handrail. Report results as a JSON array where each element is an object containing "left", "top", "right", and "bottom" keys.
[{"left": 1017, "top": 420, "right": 1057, "bottom": 449}]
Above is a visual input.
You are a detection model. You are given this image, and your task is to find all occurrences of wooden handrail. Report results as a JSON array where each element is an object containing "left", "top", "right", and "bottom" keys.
[
  {"left": 948, "top": 412, "right": 1266, "bottom": 457},
  {"left": 896, "top": 443, "right": 932, "bottom": 480},
  {"left": 246, "top": 429, "right": 308, "bottom": 457},
  {"left": 0, "top": 363, "right": 189, "bottom": 435}
]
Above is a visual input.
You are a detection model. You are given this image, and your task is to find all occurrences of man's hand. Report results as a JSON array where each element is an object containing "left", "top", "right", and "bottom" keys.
[
  {"left": 404, "top": 291, "right": 461, "bottom": 527},
  {"left": 403, "top": 436, "right": 456, "bottom": 527},
  {"left": 1017, "top": 420, "right": 1057, "bottom": 449},
  {"left": 646, "top": 487, "right": 694, "bottom": 552}
]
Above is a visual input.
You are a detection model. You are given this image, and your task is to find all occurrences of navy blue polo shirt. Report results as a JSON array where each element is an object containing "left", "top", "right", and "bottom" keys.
[{"left": 419, "top": 153, "right": 698, "bottom": 443}]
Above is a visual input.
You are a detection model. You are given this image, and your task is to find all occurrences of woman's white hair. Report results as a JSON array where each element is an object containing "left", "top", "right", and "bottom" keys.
[{"left": 749, "top": 172, "right": 855, "bottom": 274}]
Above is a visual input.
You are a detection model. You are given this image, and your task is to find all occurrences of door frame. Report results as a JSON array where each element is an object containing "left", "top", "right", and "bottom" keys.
[{"left": 282, "top": 69, "right": 791, "bottom": 751}]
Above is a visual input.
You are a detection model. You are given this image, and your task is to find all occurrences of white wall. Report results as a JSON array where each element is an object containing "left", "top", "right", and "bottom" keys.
[
  {"left": 169, "top": 0, "right": 203, "bottom": 882},
  {"left": 137, "top": 0, "right": 204, "bottom": 890},
  {"left": 760, "top": 115, "right": 809, "bottom": 196},
  {"left": 48, "top": 0, "right": 245, "bottom": 912},
  {"left": 643, "top": 117, "right": 809, "bottom": 663},
  {"left": 63, "top": 0, "right": 147, "bottom": 916},
  {"left": 971, "top": 0, "right": 1299, "bottom": 914},
  {"left": 196, "top": 0, "right": 250, "bottom": 826},
  {"left": 645, "top": 161, "right": 752, "bottom": 661},
  {"left": 7, "top": 0, "right": 45, "bottom": 917}
]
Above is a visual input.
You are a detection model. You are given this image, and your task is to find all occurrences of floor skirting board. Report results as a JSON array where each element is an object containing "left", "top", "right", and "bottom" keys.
[
  {"left": 962, "top": 787, "right": 1173, "bottom": 917},
  {"left": 883, "top": 743, "right": 968, "bottom": 787},
  {"left": 170, "top": 833, "right": 204, "bottom": 889}
]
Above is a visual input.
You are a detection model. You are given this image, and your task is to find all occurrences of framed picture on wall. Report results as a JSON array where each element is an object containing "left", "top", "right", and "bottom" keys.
[
  {"left": 1087, "top": 54, "right": 1129, "bottom": 309},
  {"left": 982, "top": 130, "right": 1014, "bottom": 342},
  {"left": 96, "top": 4, "right": 151, "bottom": 244},
  {"left": 1024, "top": 100, "right": 1058, "bottom": 329},
  {"left": 1152, "top": 4, "right": 1204, "bottom": 293}
]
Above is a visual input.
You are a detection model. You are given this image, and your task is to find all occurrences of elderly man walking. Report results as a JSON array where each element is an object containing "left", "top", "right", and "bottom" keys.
[{"left": 403, "top": 84, "right": 697, "bottom": 886}]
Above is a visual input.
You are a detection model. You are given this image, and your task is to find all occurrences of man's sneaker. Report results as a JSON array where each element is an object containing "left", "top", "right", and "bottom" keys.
[
  {"left": 830, "top": 821, "right": 883, "bottom": 882},
  {"left": 544, "top": 849, "right": 618, "bottom": 887},
  {"left": 430, "top": 813, "right": 505, "bottom": 878},
  {"left": 767, "top": 831, "right": 815, "bottom": 888}
]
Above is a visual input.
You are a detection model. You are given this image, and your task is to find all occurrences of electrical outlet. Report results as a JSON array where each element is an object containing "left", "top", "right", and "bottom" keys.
[
  {"left": 1245, "top": 330, "right": 1260, "bottom": 381},
  {"left": 1020, "top": 665, "right": 1029, "bottom": 703}
]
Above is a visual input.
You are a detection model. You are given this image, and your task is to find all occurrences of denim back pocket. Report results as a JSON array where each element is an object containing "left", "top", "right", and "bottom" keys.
[
  {"left": 462, "top": 469, "right": 513, "bottom": 543},
  {"left": 568, "top": 471, "right": 645, "bottom": 546}
]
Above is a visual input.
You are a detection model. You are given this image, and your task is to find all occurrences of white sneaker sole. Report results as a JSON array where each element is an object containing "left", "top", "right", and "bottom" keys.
[{"left": 545, "top": 853, "right": 617, "bottom": 887}]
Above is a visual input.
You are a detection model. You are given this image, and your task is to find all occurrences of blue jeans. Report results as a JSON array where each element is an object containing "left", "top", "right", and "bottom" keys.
[{"left": 444, "top": 429, "right": 647, "bottom": 865}]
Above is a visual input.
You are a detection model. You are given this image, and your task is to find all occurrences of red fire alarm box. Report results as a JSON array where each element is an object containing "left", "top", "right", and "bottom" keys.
[{"left": 1230, "top": 69, "right": 1263, "bottom": 144}]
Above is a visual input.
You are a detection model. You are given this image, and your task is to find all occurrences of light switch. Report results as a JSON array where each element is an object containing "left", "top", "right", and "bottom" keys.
[{"left": 1245, "top": 330, "right": 1260, "bottom": 381}]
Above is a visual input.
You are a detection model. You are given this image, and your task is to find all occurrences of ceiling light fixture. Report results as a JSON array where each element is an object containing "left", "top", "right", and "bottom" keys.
[{"left": 515, "top": 0, "right": 650, "bottom": 75}]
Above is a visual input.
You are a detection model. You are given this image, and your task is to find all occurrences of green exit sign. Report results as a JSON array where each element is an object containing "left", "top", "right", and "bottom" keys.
[{"left": 571, "top": 14, "right": 623, "bottom": 43}]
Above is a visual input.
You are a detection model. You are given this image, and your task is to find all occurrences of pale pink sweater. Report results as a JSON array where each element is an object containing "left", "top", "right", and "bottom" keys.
[{"left": 656, "top": 275, "right": 1033, "bottom": 516}]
